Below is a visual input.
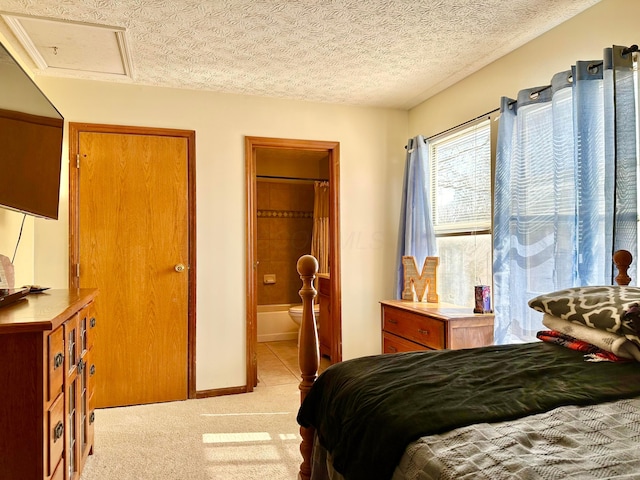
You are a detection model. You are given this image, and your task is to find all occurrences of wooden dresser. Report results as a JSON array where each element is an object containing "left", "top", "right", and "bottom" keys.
[
  {"left": 381, "top": 300, "right": 494, "bottom": 353},
  {"left": 0, "top": 289, "right": 98, "bottom": 480}
]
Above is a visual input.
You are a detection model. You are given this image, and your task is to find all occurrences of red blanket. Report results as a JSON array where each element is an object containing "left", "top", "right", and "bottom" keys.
[{"left": 536, "top": 330, "right": 630, "bottom": 362}]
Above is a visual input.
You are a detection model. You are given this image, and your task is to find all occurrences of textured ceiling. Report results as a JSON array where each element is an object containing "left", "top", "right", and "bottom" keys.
[{"left": 0, "top": 0, "right": 602, "bottom": 109}]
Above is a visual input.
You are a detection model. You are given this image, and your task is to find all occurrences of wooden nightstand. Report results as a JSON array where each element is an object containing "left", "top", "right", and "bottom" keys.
[{"left": 380, "top": 300, "right": 494, "bottom": 353}]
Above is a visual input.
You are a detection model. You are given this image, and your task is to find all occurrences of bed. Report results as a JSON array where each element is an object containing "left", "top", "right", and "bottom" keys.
[{"left": 294, "top": 250, "right": 640, "bottom": 480}]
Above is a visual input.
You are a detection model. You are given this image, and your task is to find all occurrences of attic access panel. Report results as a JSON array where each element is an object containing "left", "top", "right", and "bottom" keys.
[{"left": 1, "top": 13, "right": 133, "bottom": 78}]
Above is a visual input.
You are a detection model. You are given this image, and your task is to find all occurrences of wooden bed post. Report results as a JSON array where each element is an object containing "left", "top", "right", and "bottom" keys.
[
  {"left": 614, "top": 249, "right": 633, "bottom": 285},
  {"left": 297, "top": 255, "right": 320, "bottom": 480}
]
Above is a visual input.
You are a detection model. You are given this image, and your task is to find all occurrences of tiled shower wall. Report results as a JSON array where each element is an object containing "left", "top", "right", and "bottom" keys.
[{"left": 257, "top": 179, "right": 314, "bottom": 305}]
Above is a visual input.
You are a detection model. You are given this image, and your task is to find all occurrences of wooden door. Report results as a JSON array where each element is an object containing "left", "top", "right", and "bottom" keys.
[{"left": 70, "top": 125, "right": 195, "bottom": 408}]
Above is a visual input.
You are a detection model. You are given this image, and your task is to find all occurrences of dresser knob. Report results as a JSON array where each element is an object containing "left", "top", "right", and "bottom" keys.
[
  {"left": 53, "top": 421, "right": 64, "bottom": 441},
  {"left": 54, "top": 352, "right": 64, "bottom": 369}
]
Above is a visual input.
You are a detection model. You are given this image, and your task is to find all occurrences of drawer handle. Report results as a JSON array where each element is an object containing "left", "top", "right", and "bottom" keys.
[
  {"left": 53, "top": 352, "right": 64, "bottom": 369},
  {"left": 387, "top": 319, "right": 398, "bottom": 325},
  {"left": 89, "top": 411, "right": 95, "bottom": 424},
  {"left": 90, "top": 317, "right": 96, "bottom": 328},
  {"left": 53, "top": 421, "right": 64, "bottom": 441},
  {"left": 388, "top": 346, "right": 398, "bottom": 353},
  {"left": 90, "top": 364, "right": 96, "bottom": 376},
  {"left": 418, "top": 329, "right": 430, "bottom": 336}
]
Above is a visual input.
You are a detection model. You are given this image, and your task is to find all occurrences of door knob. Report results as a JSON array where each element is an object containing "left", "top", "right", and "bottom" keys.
[{"left": 174, "top": 264, "right": 186, "bottom": 272}]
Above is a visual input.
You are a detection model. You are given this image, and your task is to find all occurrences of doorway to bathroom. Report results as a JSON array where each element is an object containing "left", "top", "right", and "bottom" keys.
[{"left": 245, "top": 136, "right": 341, "bottom": 390}]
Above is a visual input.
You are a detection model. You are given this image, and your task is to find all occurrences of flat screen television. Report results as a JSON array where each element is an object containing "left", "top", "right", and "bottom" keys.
[{"left": 0, "top": 41, "right": 64, "bottom": 220}]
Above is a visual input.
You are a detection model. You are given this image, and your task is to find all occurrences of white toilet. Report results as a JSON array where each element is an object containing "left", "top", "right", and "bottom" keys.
[{"left": 288, "top": 303, "right": 320, "bottom": 327}]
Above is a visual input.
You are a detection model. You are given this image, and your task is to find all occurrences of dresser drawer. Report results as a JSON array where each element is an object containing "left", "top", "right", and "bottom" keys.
[
  {"left": 51, "top": 458, "right": 64, "bottom": 480},
  {"left": 86, "top": 350, "right": 96, "bottom": 395},
  {"left": 383, "top": 306, "right": 445, "bottom": 349},
  {"left": 80, "top": 304, "right": 97, "bottom": 352},
  {"left": 383, "top": 332, "right": 431, "bottom": 354},
  {"left": 87, "top": 390, "right": 96, "bottom": 450},
  {"left": 65, "top": 313, "right": 80, "bottom": 375},
  {"left": 48, "top": 326, "right": 65, "bottom": 403},
  {"left": 48, "top": 394, "right": 65, "bottom": 476}
]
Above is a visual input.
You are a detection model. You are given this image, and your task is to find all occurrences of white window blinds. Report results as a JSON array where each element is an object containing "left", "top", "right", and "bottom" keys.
[{"left": 430, "top": 120, "right": 491, "bottom": 234}]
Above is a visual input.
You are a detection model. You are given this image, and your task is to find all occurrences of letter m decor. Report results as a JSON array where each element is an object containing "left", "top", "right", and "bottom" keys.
[{"left": 402, "top": 256, "right": 438, "bottom": 303}]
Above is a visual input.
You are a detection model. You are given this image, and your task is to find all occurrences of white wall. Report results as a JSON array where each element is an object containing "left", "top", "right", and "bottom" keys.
[
  {"left": 0, "top": 209, "right": 34, "bottom": 288},
  {"left": 1, "top": 69, "right": 407, "bottom": 391},
  {"left": 409, "top": 0, "right": 639, "bottom": 137},
  {"left": 5, "top": 0, "right": 630, "bottom": 392}
]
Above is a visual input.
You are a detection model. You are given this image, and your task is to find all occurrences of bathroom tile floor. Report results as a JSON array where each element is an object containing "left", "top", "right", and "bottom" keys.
[{"left": 257, "top": 340, "right": 330, "bottom": 387}]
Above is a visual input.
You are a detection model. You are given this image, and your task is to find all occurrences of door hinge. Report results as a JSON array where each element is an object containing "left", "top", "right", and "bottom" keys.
[
  {"left": 76, "top": 154, "right": 81, "bottom": 168},
  {"left": 76, "top": 264, "right": 80, "bottom": 278}
]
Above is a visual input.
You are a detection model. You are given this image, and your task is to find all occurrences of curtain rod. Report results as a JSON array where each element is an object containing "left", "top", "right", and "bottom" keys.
[
  {"left": 506, "top": 45, "right": 639, "bottom": 108},
  {"left": 405, "top": 107, "right": 500, "bottom": 149},
  {"left": 408, "top": 44, "right": 640, "bottom": 147}
]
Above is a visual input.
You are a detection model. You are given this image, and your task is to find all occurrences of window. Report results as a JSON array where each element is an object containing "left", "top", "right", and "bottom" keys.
[{"left": 429, "top": 119, "right": 493, "bottom": 307}]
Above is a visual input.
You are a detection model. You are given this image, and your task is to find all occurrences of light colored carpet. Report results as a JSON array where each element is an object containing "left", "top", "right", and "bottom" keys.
[
  {"left": 81, "top": 341, "right": 311, "bottom": 480},
  {"left": 80, "top": 383, "right": 303, "bottom": 480}
]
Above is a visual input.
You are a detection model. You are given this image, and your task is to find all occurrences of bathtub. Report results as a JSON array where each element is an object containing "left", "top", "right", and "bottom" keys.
[{"left": 257, "top": 303, "right": 299, "bottom": 343}]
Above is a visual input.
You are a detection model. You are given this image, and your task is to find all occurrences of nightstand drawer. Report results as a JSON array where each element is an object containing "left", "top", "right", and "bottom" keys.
[
  {"left": 383, "top": 306, "right": 445, "bottom": 349},
  {"left": 383, "top": 332, "right": 431, "bottom": 354}
]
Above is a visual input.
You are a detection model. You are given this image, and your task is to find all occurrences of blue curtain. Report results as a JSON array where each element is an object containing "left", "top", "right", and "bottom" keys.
[
  {"left": 395, "top": 135, "right": 438, "bottom": 299},
  {"left": 493, "top": 46, "right": 638, "bottom": 344}
]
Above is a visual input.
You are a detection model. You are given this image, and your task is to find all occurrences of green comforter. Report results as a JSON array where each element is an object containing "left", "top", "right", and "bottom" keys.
[{"left": 297, "top": 342, "right": 640, "bottom": 480}]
